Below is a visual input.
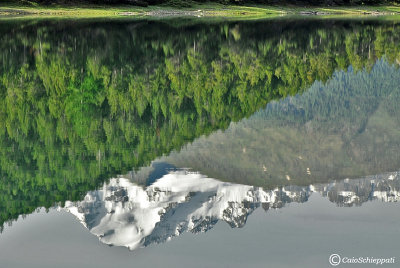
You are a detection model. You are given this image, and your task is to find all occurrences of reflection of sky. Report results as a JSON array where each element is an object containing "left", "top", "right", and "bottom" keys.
[{"left": 1, "top": 193, "right": 399, "bottom": 268}]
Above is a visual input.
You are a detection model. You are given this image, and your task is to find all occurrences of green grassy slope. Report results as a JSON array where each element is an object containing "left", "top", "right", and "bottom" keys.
[{"left": 1, "top": 2, "right": 400, "bottom": 18}]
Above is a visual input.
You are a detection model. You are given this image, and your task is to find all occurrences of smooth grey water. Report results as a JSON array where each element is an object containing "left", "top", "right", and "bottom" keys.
[
  {"left": 0, "top": 18, "right": 400, "bottom": 268},
  {"left": 1, "top": 186, "right": 399, "bottom": 268}
]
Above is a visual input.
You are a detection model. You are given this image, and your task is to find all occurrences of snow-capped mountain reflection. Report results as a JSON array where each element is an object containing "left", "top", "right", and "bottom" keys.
[{"left": 63, "top": 170, "right": 400, "bottom": 250}]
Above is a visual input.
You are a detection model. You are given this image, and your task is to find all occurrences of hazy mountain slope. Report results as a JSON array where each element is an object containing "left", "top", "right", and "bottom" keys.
[{"left": 162, "top": 59, "right": 400, "bottom": 187}]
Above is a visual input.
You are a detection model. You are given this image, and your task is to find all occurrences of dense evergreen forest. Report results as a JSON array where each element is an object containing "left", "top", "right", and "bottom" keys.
[{"left": 0, "top": 19, "right": 400, "bottom": 230}]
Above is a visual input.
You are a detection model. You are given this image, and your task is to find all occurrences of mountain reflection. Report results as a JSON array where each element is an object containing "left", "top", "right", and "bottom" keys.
[
  {"left": 164, "top": 59, "right": 400, "bottom": 187},
  {"left": 63, "top": 168, "right": 400, "bottom": 250},
  {"left": 1, "top": 18, "right": 400, "bottom": 232}
]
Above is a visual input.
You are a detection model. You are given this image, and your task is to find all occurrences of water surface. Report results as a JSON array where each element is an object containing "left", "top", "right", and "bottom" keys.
[{"left": 0, "top": 17, "right": 399, "bottom": 267}]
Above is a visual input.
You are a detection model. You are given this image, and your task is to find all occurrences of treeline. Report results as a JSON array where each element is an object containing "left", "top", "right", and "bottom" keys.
[{"left": 0, "top": 19, "right": 400, "bottom": 230}]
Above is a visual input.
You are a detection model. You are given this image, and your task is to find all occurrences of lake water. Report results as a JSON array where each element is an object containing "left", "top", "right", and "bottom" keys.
[{"left": 0, "top": 17, "right": 399, "bottom": 268}]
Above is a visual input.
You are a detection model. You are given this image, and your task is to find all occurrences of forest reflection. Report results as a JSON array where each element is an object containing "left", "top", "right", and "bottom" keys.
[{"left": 0, "top": 18, "right": 399, "bottom": 230}]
